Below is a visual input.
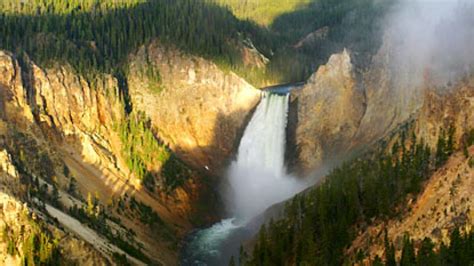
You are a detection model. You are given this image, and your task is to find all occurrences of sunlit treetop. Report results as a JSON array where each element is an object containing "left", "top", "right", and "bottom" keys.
[
  {"left": 212, "top": 0, "right": 312, "bottom": 26},
  {"left": 0, "top": 0, "right": 146, "bottom": 15}
]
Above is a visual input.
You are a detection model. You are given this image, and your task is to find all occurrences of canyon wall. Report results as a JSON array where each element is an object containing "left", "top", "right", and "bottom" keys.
[
  {"left": 290, "top": 35, "right": 474, "bottom": 175},
  {"left": 127, "top": 41, "right": 260, "bottom": 173},
  {"left": 0, "top": 43, "right": 260, "bottom": 264},
  {"left": 289, "top": 49, "right": 365, "bottom": 173}
]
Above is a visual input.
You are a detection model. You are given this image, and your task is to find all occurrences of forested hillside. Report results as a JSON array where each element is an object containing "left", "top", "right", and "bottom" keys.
[
  {"left": 214, "top": 0, "right": 312, "bottom": 26},
  {"left": 371, "top": 229, "right": 474, "bottom": 266},
  {"left": 0, "top": 0, "right": 263, "bottom": 80},
  {"left": 1, "top": 1, "right": 473, "bottom": 265},
  {"left": 244, "top": 126, "right": 474, "bottom": 265},
  {"left": 0, "top": 0, "right": 390, "bottom": 86},
  {"left": 217, "top": 0, "right": 390, "bottom": 79}
]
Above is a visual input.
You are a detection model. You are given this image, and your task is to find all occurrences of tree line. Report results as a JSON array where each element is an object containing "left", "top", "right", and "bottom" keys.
[
  {"left": 0, "top": 0, "right": 263, "bottom": 80},
  {"left": 0, "top": 0, "right": 391, "bottom": 87},
  {"left": 116, "top": 111, "right": 190, "bottom": 192},
  {"left": 372, "top": 228, "right": 474, "bottom": 266},
  {"left": 244, "top": 126, "right": 464, "bottom": 265}
]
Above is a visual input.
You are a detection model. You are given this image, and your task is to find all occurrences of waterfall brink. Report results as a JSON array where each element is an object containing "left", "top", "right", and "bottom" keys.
[
  {"left": 181, "top": 88, "right": 306, "bottom": 266},
  {"left": 226, "top": 90, "right": 304, "bottom": 220},
  {"left": 236, "top": 91, "right": 289, "bottom": 178}
]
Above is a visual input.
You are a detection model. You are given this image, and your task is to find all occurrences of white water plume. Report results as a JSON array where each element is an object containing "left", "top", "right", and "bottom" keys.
[
  {"left": 384, "top": 0, "right": 474, "bottom": 88},
  {"left": 225, "top": 90, "right": 305, "bottom": 220}
]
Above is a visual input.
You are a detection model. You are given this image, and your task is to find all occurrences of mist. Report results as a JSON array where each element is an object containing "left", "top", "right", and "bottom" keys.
[
  {"left": 221, "top": 0, "right": 474, "bottom": 223},
  {"left": 222, "top": 92, "right": 307, "bottom": 221},
  {"left": 225, "top": 163, "right": 307, "bottom": 220},
  {"left": 384, "top": 0, "right": 474, "bottom": 89}
]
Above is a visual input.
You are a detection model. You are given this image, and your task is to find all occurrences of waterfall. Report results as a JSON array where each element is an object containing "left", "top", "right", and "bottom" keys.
[
  {"left": 226, "top": 90, "right": 304, "bottom": 220},
  {"left": 236, "top": 91, "right": 289, "bottom": 178},
  {"left": 182, "top": 89, "right": 305, "bottom": 266}
]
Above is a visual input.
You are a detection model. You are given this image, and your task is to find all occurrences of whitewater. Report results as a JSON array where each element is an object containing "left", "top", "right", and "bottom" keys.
[
  {"left": 182, "top": 88, "right": 305, "bottom": 265},
  {"left": 226, "top": 91, "right": 304, "bottom": 219}
]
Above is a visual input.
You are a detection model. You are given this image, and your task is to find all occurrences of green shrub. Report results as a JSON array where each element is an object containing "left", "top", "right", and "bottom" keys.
[{"left": 117, "top": 112, "right": 190, "bottom": 192}]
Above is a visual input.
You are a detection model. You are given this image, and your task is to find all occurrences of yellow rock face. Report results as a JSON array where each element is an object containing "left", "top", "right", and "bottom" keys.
[
  {"left": 290, "top": 49, "right": 365, "bottom": 173},
  {"left": 128, "top": 41, "right": 261, "bottom": 172}
]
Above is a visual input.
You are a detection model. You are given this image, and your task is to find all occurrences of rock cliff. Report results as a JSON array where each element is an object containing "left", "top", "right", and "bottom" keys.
[
  {"left": 0, "top": 149, "right": 108, "bottom": 265},
  {"left": 289, "top": 49, "right": 365, "bottom": 173},
  {"left": 347, "top": 146, "right": 474, "bottom": 263},
  {"left": 289, "top": 36, "right": 473, "bottom": 174},
  {"left": 353, "top": 33, "right": 426, "bottom": 146},
  {"left": 128, "top": 41, "right": 260, "bottom": 173},
  {"left": 0, "top": 36, "right": 262, "bottom": 263}
]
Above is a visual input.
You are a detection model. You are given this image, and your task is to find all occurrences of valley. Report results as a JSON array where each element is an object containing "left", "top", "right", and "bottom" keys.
[{"left": 0, "top": 0, "right": 473, "bottom": 265}]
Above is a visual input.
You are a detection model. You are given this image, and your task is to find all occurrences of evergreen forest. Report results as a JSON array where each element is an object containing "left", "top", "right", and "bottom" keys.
[
  {"left": 0, "top": 0, "right": 390, "bottom": 86},
  {"left": 245, "top": 126, "right": 473, "bottom": 265}
]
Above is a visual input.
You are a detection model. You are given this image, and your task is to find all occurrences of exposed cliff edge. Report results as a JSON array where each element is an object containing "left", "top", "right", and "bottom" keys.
[
  {"left": 347, "top": 146, "right": 474, "bottom": 264},
  {"left": 0, "top": 43, "right": 260, "bottom": 264},
  {"left": 128, "top": 40, "right": 260, "bottom": 173},
  {"left": 289, "top": 49, "right": 365, "bottom": 173},
  {"left": 0, "top": 149, "right": 108, "bottom": 265},
  {"left": 289, "top": 35, "right": 474, "bottom": 174}
]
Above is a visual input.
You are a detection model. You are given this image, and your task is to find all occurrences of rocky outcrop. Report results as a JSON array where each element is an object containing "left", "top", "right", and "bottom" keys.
[
  {"left": 294, "top": 26, "right": 329, "bottom": 49},
  {"left": 0, "top": 50, "right": 125, "bottom": 176},
  {"left": 30, "top": 64, "right": 124, "bottom": 138},
  {"left": 0, "top": 51, "right": 35, "bottom": 129},
  {"left": 415, "top": 78, "right": 474, "bottom": 147},
  {"left": 0, "top": 149, "right": 22, "bottom": 197},
  {"left": 0, "top": 149, "right": 108, "bottom": 265},
  {"left": 0, "top": 51, "right": 124, "bottom": 137},
  {"left": 128, "top": 41, "right": 261, "bottom": 172},
  {"left": 347, "top": 147, "right": 474, "bottom": 263},
  {"left": 289, "top": 49, "right": 365, "bottom": 173},
  {"left": 239, "top": 38, "right": 270, "bottom": 68},
  {"left": 353, "top": 33, "right": 426, "bottom": 146},
  {"left": 0, "top": 43, "right": 263, "bottom": 264},
  {"left": 290, "top": 33, "right": 474, "bottom": 174}
]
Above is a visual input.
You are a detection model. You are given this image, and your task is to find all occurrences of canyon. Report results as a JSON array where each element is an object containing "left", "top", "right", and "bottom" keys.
[
  {"left": 0, "top": 1, "right": 473, "bottom": 264},
  {"left": 1, "top": 33, "right": 473, "bottom": 263}
]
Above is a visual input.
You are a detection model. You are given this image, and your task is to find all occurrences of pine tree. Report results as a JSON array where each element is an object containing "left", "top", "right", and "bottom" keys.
[
  {"left": 436, "top": 129, "right": 448, "bottom": 167},
  {"left": 68, "top": 177, "right": 77, "bottom": 195},
  {"left": 463, "top": 143, "right": 470, "bottom": 159},
  {"left": 51, "top": 184, "right": 60, "bottom": 206},
  {"left": 448, "top": 228, "right": 463, "bottom": 266},
  {"left": 400, "top": 234, "right": 416, "bottom": 266},
  {"left": 416, "top": 238, "right": 437, "bottom": 266},
  {"left": 384, "top": 229, "right": 396, "bottom": 266},
  {"left": 373, "top": 255, "right": 384, "bottom": 266},
  {"left": 446, "top": 124, "right": 456, "bottom": 156}
]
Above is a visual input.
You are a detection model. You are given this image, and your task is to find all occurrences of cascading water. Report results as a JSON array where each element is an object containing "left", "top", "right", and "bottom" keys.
[
  {"left": 226, "top": 91, "right": 304, "bottom": 220},
  {"left": 182, "top": 88, "right": 305, "bottom": 265},
  {"left": 235, "top": 91, "right": 289, "bottom": 177}
]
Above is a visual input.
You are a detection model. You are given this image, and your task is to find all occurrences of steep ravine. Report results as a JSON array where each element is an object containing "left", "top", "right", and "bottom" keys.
[
  {"left": 1, "top": 32, "right": 472, "bottom": 264},
  {"left": 0, "top": 43, "right": 261, "bottom": 264}
]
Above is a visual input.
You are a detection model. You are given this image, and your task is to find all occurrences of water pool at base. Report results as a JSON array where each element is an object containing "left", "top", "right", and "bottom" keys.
[{"left": 181, "top": 85, "right": 303, "bottom": 265}]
